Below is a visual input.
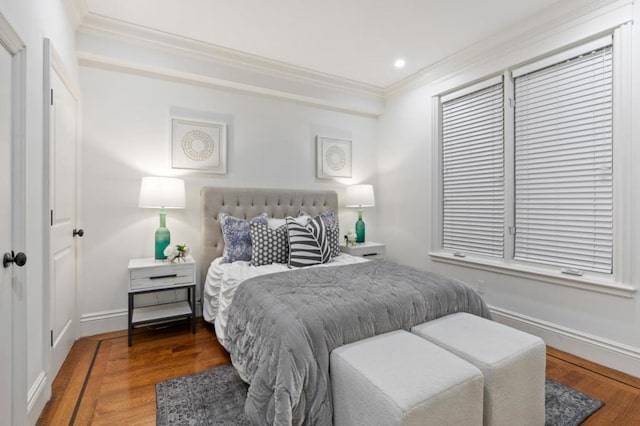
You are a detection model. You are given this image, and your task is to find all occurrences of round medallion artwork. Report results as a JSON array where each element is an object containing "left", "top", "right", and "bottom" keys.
[
  {"left": 181, "top": 130, "right": 215, "bottom": 161},
  {"left": 325, "top": 146, "right": 346, "bottom": 171}
]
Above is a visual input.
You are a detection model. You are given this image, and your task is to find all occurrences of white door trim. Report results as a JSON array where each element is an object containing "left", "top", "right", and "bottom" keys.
[
  {"left": 43, "top": 38, "right": 82, "bottom": 401},
  {"left": 0, "top": 11, "right": 27, "bottom": 425}
]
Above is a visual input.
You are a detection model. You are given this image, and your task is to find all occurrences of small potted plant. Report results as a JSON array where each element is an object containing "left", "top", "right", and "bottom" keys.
[
  {"left": 164, "top": 243, "right": 190, "bottom": 262},
  {"left": 346, "top": 231, "right": 357, "bottom": 247}
]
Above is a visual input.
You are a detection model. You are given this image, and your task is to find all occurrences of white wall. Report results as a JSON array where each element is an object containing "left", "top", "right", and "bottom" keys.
[
  {"left": 0, "top": 0, "right": 78, "bottom": 422},
  {"left": 378, "top": 0, "right": 640, "bottom": 376},
  {"left": 78, "top": 64, "right": 379, "bottom": 335}
]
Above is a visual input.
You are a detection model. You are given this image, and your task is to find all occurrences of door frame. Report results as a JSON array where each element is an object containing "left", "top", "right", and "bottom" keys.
[
  {"left": 0, "top": 11, "right": 27, "bottom": 425},
  {"left": 43, "top": 38, "right": 82, "bottom": 396}
]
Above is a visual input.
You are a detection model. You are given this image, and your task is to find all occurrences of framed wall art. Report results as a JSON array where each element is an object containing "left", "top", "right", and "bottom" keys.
[
  {"left": 316, "top": 136, "right": 352, "bottom": 179},
  {"left": 171, "top": 118, "right": 227, "bottom": 173}
]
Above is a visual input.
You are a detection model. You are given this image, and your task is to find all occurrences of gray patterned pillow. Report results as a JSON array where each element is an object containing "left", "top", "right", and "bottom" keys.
[
  {"left": 298, "top": 210, "right": 340, "bottom": 258},
  {"left": 219, "top": 213, "right": 268, "bottom": 263},
  {"left": 249, "top": 223, "right": 289, "bottom": 266}
]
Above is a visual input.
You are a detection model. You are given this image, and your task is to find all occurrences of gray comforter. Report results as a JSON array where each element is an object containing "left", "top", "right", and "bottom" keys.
[{"left": 223, "top": 260, "right": 491, "bottom": 425}]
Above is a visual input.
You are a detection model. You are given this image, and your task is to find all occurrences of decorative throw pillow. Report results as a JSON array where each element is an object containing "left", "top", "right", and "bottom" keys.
[
  {"left": 286, "top": 215, "right": 332, "bottom": 268},
  {"left": 298, "top": 210, "right": 340, "bottom": 258},
  {"left": 249, "top": 222, "right": 289, "bottom": 266},
  {"left": 219, "top": 213, "right": 268, "bottom": 263}
]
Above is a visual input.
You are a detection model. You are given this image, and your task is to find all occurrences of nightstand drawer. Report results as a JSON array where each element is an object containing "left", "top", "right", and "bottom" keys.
[
  {"left": 360, "top": 252, "right": 384, "bottom": 260},
  {"left": 340, "top": 242, "right": 385, "bottom": 259},
  {"left": 354, "top": 246, "right": 384, "bottom": 257},
  {"left": 129, "top": 263, "right": 194, "bottom": 291}
]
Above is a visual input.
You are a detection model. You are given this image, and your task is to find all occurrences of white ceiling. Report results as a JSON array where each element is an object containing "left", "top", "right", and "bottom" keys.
[{"left": 85, "top": 0, "right": 563, "bottom": 88}]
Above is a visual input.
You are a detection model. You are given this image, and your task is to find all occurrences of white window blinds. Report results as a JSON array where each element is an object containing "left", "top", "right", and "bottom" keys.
[
  {"left": 442, "top": 80, "right": 504, "bottom": 257},
  {"left": 514, "top": 45, "right": 613, "bottom": 273}
]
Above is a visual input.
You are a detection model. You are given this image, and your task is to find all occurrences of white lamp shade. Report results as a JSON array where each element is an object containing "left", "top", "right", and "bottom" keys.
[
  {"left": 138, "top": 177, "right": 186, "bottom": 209},
  {"left": 345, "top": 184, "right": 375, "bottom": 207}
]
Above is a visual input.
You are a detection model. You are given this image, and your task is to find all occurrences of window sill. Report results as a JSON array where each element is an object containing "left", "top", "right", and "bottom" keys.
[{"left": 429, "top": 252, "right": 635, "bottom": 299}]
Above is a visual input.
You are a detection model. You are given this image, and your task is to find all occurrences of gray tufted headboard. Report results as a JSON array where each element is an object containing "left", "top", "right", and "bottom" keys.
[{"left": 200, "top": 187, "right": 338, "bottom": 282}]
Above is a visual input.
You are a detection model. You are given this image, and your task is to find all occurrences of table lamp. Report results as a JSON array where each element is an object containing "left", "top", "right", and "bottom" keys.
[
  {"left": 345, "top": 184, "right": 375, "bottom": 243},
  {"left": 139, "top": 177, "right": 186, "bottom": 259}
]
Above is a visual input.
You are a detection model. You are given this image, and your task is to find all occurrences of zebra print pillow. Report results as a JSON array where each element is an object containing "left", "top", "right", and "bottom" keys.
[
  {"left": 298, "top": 210, "right": 340, "bottom": 258},
  {"left": 286, "top": 215, "right": 332, "bottom": 268}
]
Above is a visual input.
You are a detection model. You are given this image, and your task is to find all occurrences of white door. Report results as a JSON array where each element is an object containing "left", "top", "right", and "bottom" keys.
[
  {"left": 48, "top": 45, "right": 80, "bottom": 378},
  {"left": 0, "top": 29, "right": 14, "bottom": 423},
  {"left": 0, "top": 14, "right": 27, "bottom": 425}
]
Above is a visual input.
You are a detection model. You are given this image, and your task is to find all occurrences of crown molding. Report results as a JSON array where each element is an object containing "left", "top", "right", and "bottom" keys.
[
  {"left": 77, "top": 13, "right": 384, "bottom": 100},
  {"left": 0, "top": 11, "right": 25, "bottom": 54},
  {"left": 77, "top": 51, "right": 382, "bottom": 118},
  {"left": 385, "top": 0, "right": 633, "bottom": 97},
  {"left": 75, "top": 1, "right": 629, "bottom": 101},
  {"left": 63, "top": 0, "right": 88, "bottom": 29}
]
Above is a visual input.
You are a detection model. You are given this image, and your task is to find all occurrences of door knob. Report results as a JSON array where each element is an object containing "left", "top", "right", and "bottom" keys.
[
  {"left": 73, "top": 229, "right": 84, "bottom": 237},
  {"left": 3, "top": 251, "right": 27, "bottom": 268}
]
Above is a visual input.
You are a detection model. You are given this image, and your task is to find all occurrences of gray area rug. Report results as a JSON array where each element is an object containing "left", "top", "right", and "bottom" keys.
[
  {"left": 156, "top": 365, "right": 603, "bottom": 425},
  {"left": 544, "top": 377, "right": 604, "bottom": 426}
]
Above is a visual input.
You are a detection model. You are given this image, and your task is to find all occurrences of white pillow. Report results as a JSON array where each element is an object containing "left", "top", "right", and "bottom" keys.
[{"left": 268, "top": 215, "right": 310, "bottom": 229}]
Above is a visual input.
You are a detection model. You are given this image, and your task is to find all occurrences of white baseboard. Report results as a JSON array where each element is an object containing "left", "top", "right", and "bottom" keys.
[
  {"left": 79, "top": 308, "right": 128, "bottom": 337},
  {"left": 27, "top": 370, "right": 49, "bottom": 426},
  {"left": 79, "top": 303, "right": 640, "bottom": 377},
  {"left": 79, "top": 303, "right": 203, "bottom": 337},
  {"left": 490, "top": 305, "right": 640, "bottom": 378}
]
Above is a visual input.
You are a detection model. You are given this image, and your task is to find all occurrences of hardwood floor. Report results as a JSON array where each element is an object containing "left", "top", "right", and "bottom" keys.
[
  {"left": 38, "top": 320, "right": 229, "bottom": 425},
  {"left": 546, "top": 347, "right": 640, "bottom": 425},
  {"left": 38, "top": 320, "right": 640, "bottom": 425}
]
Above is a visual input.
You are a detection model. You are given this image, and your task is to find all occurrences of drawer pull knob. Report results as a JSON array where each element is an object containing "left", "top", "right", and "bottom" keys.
[{"left": 149, "top": 274, "right": 178, "bottom": 280}]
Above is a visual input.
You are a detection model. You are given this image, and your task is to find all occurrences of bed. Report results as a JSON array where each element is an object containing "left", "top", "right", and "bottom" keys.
[{"left": 200, "top": 187, "right": 491, "bottom": 425}]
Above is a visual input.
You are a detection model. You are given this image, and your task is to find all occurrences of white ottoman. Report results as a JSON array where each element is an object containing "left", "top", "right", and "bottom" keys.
[
  {"left": 331, "top": 330, "right": 484, "bottom": 426},
  {"left": 411, "top": 313, "right": 545, "bottom": 426}
]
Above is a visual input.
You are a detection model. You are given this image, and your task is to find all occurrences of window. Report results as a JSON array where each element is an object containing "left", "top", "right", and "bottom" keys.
[
  {"left": 514, "top": 46, "right": 613, "bottom": 274},
  {"left": 441, "top": 79, "right": 504, "bottom": 257},
  {"left": 438, "top": 37, "right": 615, "bottom": 276}
]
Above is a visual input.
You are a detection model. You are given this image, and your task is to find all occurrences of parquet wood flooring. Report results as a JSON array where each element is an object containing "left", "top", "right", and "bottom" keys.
[{"left": 38, "top": 320, "right": 640, "bottom": 425}]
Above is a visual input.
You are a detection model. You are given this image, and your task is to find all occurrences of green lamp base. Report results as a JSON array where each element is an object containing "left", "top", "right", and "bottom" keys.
[
  {"left": 355, "top": 209, "right": 365, "bottom": 243},
  {"left": 155, "top": 227, "right": 170, "bottom": 259},
  {"left": 155, "top": 209, "right": 171, "bottom": 260}
]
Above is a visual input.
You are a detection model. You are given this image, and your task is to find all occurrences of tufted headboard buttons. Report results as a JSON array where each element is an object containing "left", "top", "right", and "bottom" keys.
[{"left": 200, "top": 187, "right": 338, "bottom": 284}]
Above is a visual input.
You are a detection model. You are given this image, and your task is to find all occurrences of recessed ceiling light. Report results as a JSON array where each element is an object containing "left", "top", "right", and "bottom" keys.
[{"left": 394, "top": 58, "right": 406, "bottom": 68}]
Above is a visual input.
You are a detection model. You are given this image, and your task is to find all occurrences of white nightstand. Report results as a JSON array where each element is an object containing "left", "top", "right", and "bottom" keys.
[
  {"left": 127, "top": 257, "right": 196, "bottom": 346},
  {"left": 340, "top": 242, "right": 385, "bottom": 260}
]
